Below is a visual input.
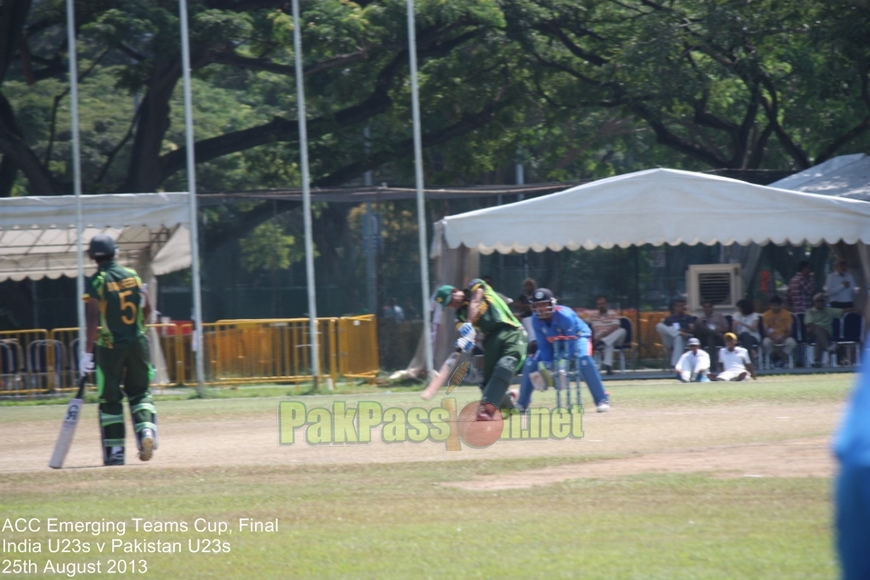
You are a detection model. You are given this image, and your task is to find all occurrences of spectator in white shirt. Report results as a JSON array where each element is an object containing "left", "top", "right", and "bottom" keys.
[
  {"left": 825, "top": 258, "right": 856, "bottom": 309},
  {"left": 732, "top": 298, "right": 760, "bottom": 362},
  {"left": 714, "top": 332, "right": 757, "bottom": 381},
  {"left": 675, "top": 337, "right": 711, "bottom": 382}
]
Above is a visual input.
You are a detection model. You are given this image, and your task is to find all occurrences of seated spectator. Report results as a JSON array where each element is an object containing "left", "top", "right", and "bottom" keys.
[
  {"left": 732, "top": 298, "right": 760, "bottom": 361},
  {"left": 588, "top": 295, "right": 626, "bottom": 375},
  {"left": 713, "top": 332, "right": 757, "bottom": 381},
  {"left": 693, "top": 300, "right": 729, "bottom": 371},
  {"left": 675, "top": 337, "right": 711, "bottom": 382},
  {"left": 656, "top": 298, "right": 696, "bottom": 367},
  {"left": 804, "top": 293, "right": 846, "bottom": 367},
  {"left": 826, "top": 258, "right": 856, "bottom": 309},
  {"left": 761, "top": 296, "right": 797, "bottom": 368}
]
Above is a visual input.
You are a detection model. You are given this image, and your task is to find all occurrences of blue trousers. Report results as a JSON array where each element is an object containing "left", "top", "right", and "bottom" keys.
[
  {"left": 518, "top": 354, "right": 608, "bottom": 410},
  {"left": 836, "top": 463, "right": 870, "bottom": 580}
]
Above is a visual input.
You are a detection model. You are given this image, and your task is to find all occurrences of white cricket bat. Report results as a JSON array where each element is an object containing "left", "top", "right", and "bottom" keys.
[
  {"left": 49, "top": 376, "right": 87, "bottom": 469},
  {"left": 421, "top": 350, "right": 464, "bottom": 400}
]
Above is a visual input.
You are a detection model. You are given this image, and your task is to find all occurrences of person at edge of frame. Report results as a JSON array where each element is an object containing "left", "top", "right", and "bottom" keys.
[
  {"left": 515, "top": 288, "right": 611, "bottom": 414},
  {"left": 80, "top": 234, "right": 157, "bottom": 466},
  {"left": 834, "top": 343, "right": 870, "bottom": 580},
  {"left": 433, "top": 278, "right": 526, "bottom": 421}
]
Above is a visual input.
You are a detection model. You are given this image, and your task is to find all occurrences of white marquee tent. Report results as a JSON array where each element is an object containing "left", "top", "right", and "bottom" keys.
[
  {"left": 413, "top": 168, "right": 870, "bottom": 373},
  {"left": 0, "top": 192, "right": 192, "bottom": 282},
  {"left": 769, "top": 153, "right": 870, "bottom": 201},
  {"left": 0, "top": 192, "right": 194, "bottom": 385},
  {"left": 432, "top": 168, "right": 870, "bottom": 255}
]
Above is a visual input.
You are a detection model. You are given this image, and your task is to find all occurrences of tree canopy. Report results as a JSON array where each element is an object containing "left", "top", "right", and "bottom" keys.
[
  {"left": 2, "top": 0, "right": 869, "bottom": 324},
  {"left": 3, "top": 0, "right": 868, "bottom": 199}
]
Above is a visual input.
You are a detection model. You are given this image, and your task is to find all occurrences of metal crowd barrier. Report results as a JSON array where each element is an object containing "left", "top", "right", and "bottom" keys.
[{"left": 0, "top": 316, "right": 379, "bottom": 396}]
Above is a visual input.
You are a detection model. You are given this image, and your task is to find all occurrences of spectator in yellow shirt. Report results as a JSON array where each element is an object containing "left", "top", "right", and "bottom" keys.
[{"left": 761, "top": 296, "right": 797, "bottom": 368}]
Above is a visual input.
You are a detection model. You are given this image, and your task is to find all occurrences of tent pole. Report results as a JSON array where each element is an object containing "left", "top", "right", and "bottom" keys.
[
  {"left": 179, "top": 0, "right": 205, "bottom": 393},
  {"left": 634, "top": 245, "right": 641, "bottom": 370},
  {"left": 292, "top": 0, "right": 321, "bottom": 388},
  {"left": 407, "top": 0, "right": 434, "bottom": 377},
  {"left": 65, "top": 0, "right": 86, "bottom": 363}
]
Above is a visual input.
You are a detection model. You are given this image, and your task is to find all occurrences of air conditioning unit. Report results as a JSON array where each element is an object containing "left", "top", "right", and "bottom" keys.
[{"left": 686, "top": 264, "right": 743, "bottom": 312}]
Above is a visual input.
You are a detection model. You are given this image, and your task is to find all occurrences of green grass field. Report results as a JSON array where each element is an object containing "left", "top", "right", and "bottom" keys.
[{"left": 0, "top": 373, "right": 854, "bottom": 579}]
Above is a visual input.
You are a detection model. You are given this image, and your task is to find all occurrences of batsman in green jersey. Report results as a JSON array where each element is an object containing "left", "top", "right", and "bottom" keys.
[
  {"left": 434, "top": 278, "right": 526, "bottom": 421},
  {"left": 81, "top": 234, "right": 157, "bottom": 466}
]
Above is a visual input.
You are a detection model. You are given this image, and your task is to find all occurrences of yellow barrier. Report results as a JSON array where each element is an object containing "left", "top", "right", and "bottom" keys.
[
  {"left": 338, "top": 315, "right": 380, "bottom": 380},
  {"left": 196, "top": 316, "right": 377, "bottom": 386},
  {"left": 0, "top": 316, "right": 374, "bottom": 395},
  {"left": 203, "top": 319, "right": 322, "bottom": 385},
  {"left": 0, "top": 329, "right": 52, "bottom": 396}
]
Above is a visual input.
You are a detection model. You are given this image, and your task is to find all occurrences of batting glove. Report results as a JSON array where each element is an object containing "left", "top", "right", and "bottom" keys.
[
  {"left": 454, "top": 336, "right": 475, "bottom": 353},
  {"left": 79, "top": 352, "right": 95, "bottom": 376},
  {"left": 457, "top": 322, "right": 475, "bottom": 338}
]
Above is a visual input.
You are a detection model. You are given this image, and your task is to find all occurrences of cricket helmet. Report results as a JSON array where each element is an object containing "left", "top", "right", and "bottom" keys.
[
  {"left": 530, "top": 287, "right": 556, "bottom": 318},
  {"left": 88, "top": 234, "right": 117, "bottom": 259},
  {"left": 434, "top": 285, "right": 456, "bottom": 306}
]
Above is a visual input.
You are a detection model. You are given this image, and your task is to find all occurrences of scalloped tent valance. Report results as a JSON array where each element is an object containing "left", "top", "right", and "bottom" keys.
[
  {"left": 432, "top": 168, "right": 870, "bottom": 257},
  {"left": 0, "top": 192, "right": 191, "bottom": 282}
]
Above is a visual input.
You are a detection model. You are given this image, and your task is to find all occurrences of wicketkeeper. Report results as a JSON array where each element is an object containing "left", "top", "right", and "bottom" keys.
[
  {"left": 81, "top": 234, "right": 157, "bottom": 466},
  {"left": 434, "top": 278, "right": 526, "bottom": 421},
  {"left": 517, "top": 288, "right": 611, "bottom": 413}
]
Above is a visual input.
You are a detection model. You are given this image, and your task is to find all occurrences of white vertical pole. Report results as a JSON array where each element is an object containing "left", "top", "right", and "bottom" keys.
[
  {"left": 364, "top": 127, "right": 376, "bottom": 316},
  {"left": 516, "top": 152, "right": 528, "bottom": 279},
  {"left": 406, "top": 0, "right": 434, "bottom": 376},
  {"left": 178, "top": 0, "right": 205, "bottom": 392},
  {"left": 292, "top": 0, "right": 321, "bottom": 386},
  {"left": 66, "top": 0, "right": 86, "bottom": 359}
]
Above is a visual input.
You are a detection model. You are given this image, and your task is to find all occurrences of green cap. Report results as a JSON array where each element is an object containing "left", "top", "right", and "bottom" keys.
[{"left": 434, "top": 285, "right": 455, "bottom": 306}]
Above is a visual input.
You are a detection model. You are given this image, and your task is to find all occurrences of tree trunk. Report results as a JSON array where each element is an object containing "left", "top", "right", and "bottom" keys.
[
  {"left": 122, "top": 60, "right": 180, "bottom": 192},
  {"left": 0, "top": 93, "right": 59, "bottom": 195}
]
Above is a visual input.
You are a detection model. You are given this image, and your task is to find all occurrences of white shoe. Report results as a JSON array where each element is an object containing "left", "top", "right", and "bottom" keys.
[
  {"left": 596, "top": 401, "right": 611, "bottom": 413},
  {"left": 139, "top": 429, "right": 155, "bottom": 462}
]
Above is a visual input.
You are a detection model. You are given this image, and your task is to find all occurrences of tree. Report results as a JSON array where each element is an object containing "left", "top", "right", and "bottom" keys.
[
  {"left": 503, "top": 0, "right": 870, "bottom": 171},
  {"left": 239, "top": 218, "right": 309, "bottom": 316},
  {"left": 1, "top": 0, "right": 516, "bottom": 197}
]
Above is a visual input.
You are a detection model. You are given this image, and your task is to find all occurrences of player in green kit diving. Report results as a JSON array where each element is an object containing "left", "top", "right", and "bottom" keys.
[{"left": 433, "top": 278, "right": 527, "bottom": 421}]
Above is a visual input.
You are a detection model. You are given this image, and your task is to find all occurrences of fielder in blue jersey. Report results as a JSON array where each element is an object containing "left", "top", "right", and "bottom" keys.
[
  {"left": 834, "top": 343, "right": 870, "bottom": 580},
  {"left": 516, "top": 288, "right": 611, "bottom": 413}
]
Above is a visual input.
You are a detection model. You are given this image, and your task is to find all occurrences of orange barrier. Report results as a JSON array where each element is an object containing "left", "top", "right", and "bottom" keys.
[
  {"left": 197, "top": 315, "right": 378, "bottom": 386},
  {"left": 338, "top": 315, "right": 380, "bottom": 380}
]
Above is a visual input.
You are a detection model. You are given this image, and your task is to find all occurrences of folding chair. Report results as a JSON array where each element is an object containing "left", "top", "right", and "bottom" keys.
[
  {"left": 837, "top": 312, "right": 864, "bottom": 366},
  {"left": 593, "top": 317, "right": 633, "bottom": 373},
  {"left": 803, "top": 315, "right": 838, "bottom": 367},
  {"left": 614, "top": 317, "right": 634, "bottom": 373},
  {"left": 0, "top": 339, "right": 25, "bottom": 392},
  {"left": 27, "top": 339, "right": 66, "bottom": 393}
]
